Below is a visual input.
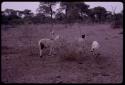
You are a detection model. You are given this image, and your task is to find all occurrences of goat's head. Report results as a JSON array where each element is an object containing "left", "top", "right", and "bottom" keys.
[
  {"left": 81, "top": 34, "right": 85, "bottom": 39},
  {"left": 90, "top": 48, "right": 94, "bottom": 52},
  {"left": 54, "top": 35, "right": 60, "bottom": 40}
]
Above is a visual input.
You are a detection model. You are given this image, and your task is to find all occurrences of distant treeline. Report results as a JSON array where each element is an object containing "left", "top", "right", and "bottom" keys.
[{"left": 1, "top": 2, "right": 123, "bottom": 27}]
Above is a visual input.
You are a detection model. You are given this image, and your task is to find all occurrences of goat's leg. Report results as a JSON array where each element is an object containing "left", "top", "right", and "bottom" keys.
[
  {"left": 49, "top": 46, "right": 56, "bottom": 56},
  {"left": 39, "top": 42, "right": 45, "bottom": 58},
  {"left": 49, "top": 47, "right": 53, "bottom": 56},
  {"left": 40, "top": 49, "right": 43, "bottom": 58}
]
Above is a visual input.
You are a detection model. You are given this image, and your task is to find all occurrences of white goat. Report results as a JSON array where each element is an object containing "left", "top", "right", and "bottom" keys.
[
  {"left": 38, "top": 38, "right": 53, "bottom": 57},
  {"left": 38, "top": 30, "right": 61, "bottom": 58},
  {"left": 90, "top": 41, "right": 100, "bottom": 56}
]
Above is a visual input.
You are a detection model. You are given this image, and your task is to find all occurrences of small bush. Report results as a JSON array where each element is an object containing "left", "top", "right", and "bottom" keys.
[{"left": 111, "top": 20, "right": 123, "bottom": 29}]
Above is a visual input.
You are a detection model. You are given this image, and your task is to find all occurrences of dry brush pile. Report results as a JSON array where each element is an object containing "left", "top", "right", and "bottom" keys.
[{"left": 45, "top": 37, "right": 94, "bottom": 63}]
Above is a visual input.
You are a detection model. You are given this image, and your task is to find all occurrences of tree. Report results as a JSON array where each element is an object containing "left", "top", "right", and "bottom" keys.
[
  {"left": 4, "top": 9, "right": 14, "bottom": 15},
  {"left": 86, "top": 8, "right": 96, "bottom": 24},
  {"left": 105, "top": 11, "right": 113, "bottom": 22},
  {"left": 111, "top": 13, "right": 123, "bottom": 28},
  {"left": 55, "top": 12, "right": 65, "bottom": 23},
  {"left": 38, "top": 2, "right": 56, "bottom": 24},
  {"left": 2, "top": 10, "right": 9, "bottom": 24},
  {"left": 74, "top": 2, "right": 89, "bottom": 17},
  {"left": 22, "top": 9, "right": 34, "bottom": 24},
  {"left": 93, "top": 6, "right": 107, "bottom": 23},
  {"left": 16, "top": 10, "right": 25, "bottom": 18},
  {"left": 110, "top": 6, "right": 122, "bottom": 28},
  {"left": 60, "top": 2, "right": 89, "bottom": 23},
  {"left": 2, "top": 9, "right": 22, "bottom": 25},
  {"left": 23, "top": 9, "right": 33, "bottom": 17},
  {"left": 32, "top": 13, "right": 46, "bottom": 24}
]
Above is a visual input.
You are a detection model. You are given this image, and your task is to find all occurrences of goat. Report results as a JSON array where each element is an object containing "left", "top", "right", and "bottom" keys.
[
  {"left": 38, "top": 38, "right": 53, "bottom": 58},
  {"left": 90, "top": 41, "right": 100, "bottom": 57},
  {"left": 38, "top": 30, "right": 61, "bottom": 58}
]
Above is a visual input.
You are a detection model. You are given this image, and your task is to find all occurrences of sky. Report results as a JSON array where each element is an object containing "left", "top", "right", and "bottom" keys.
[{"left": 1, "top": 2, "right": 123, "bottom": 14}]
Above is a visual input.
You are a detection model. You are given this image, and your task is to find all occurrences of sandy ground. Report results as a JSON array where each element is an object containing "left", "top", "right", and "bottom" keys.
[{"left": 1, "top": 23, "right": 123, "bottom": 83}]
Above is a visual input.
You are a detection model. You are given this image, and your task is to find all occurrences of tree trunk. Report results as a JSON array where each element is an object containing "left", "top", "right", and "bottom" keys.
[
  {"left": 65, "top": 5, "right": 68, "bottom": 28},
  {"left": 50, "top": 5, "right": 53, "bottom": 27}
]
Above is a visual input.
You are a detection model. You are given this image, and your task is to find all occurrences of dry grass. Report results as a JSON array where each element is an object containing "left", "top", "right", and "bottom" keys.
[
  {"left": 50, "top": 37, "right": 94, "bottom": 63},
  {"left": 1, "top": 23, "right": 123, "bottom": 83}
]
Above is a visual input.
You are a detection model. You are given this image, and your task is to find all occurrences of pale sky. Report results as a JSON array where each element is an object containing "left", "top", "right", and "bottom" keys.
[{"left": 1, "top": 2, "right": 123, "bottom": 14}]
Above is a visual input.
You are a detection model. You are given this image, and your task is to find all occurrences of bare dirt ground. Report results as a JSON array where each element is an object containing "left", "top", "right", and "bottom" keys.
[{"left": 1, "top": 23, "right": 123, "bottom": 83}]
